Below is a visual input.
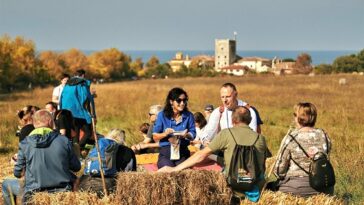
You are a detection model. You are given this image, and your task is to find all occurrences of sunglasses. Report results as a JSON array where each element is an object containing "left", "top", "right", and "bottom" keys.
[
  {"left": 175, "top": 98, "right": 188, "bottom": 104},
  {"left": 149, "top": 113, "right": 155, "bottom": 116}
]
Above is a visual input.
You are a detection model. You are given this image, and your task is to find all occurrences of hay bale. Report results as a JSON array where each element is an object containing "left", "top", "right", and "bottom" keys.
[
  {"left": 31, "top": 191, "right": 116, "bottom": 205},
  {"left": 250, "top": 191, "right": 344, "bottom": 205},
  {"left": 115, "top": 170, "right": 232, "bottom": 204}
]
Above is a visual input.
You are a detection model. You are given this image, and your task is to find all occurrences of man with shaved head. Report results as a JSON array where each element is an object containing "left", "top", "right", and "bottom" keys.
[
  {"left": 159, "top": 106, "right": 268, "bottom": 204},
  {"left": 11, "top": 109, "right": 80, "bottom": 203}
]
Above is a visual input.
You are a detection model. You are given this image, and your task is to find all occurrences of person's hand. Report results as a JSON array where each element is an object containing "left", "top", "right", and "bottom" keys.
[
  {"left": 164, "top": 128, "right": 174, "bottom": 137},
  {"left": 203, "top": 140, "right": 210, "bottom": 147},
  {"left": 158, "top": 166, "right": 175, "bottom": 173},
  {"left": 10, "top": 153, "right": 18, "bottom": 165}
]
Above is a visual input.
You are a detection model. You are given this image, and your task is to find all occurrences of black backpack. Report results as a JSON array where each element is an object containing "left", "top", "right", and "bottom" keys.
[
  {"left": 226, "top": 128, "right": 262, "bottom": 192},
  {"left": 289, "top": 134, "right": 335, "bottom": 190}
]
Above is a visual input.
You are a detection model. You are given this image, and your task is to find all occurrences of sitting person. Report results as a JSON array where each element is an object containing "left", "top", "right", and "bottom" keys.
[
  {"left": 78, "top": 128, "right": 136, "bottom": 197},
  {"left": 4, "top": 110, "right": 81, "bottom": 204},
  {"left": 131, "top": 105, "right": 162, "bottom": 153},
  {"left": 16, "top": 105, "right": 39, "bottom": 142},
  {"left": 274, "top": 102, "right": 334, "bottom": 197},
  {"left": 153, "top": 88, "right": 196, "bottom": 169},
  {"left": 190, "top": 112, "right": 207, "bottom": 149}
]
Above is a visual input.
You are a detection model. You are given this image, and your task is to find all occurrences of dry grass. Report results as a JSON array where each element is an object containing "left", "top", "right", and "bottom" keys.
[{"left": 1, "top": 74, "right": 363, "bottom": 203}]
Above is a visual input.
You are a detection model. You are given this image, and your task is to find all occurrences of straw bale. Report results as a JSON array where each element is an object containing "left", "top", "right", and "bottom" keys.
[
  {"left": 31, "top": 191, "right": 116, "bottom": 205},
  {"left": 115, "top": 170, "right": 232, "bottom": 205}
]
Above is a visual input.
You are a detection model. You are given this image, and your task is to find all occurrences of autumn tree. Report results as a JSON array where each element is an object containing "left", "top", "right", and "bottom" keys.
[
  {"left": 88, "top": 48, "right": 133, "bottom": 80},
  {"left": 0, "top": 35, "right": 37, "bottom": 90},
  {"left": 130, "top": 57, "right": 144, "bottom": 76},
  {"left": 60, "top": 48, "right": 89, "bottom": 75},
  {"left": 145, "top": 56, "right": 160, "bottom": 69},
  {"left": 38, "top": 51, "right": 64, "bottom": 79},
  {"left": 293, "top": 53, "right": 313, "bottom": 74}
]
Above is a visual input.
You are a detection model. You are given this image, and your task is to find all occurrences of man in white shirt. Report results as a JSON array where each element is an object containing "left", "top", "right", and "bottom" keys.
[
  {"left": 52, "top": 73, "right": 70, "bottom": 107},
  {"left": 200, "top": 82, "right": 260, "bottom": 144}
]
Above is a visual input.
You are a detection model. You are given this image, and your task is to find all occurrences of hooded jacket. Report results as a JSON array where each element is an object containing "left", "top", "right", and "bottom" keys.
[
  {"left": 60, "top": 76, "right": 95, "bottom": 124},
  {"left": 14, "top": 128, "right": 81, "bottom": 193}
]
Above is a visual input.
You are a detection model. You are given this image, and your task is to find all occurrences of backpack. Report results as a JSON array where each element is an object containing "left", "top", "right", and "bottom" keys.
[
  {"left": 289, "top": 134, "right": 335, "bottom": 190},
  {"left": 226, "top": 128, "right": 262, "bottom": 192},
  {"left": 84, "top": 137, "right": 119, "bottom": 177}
]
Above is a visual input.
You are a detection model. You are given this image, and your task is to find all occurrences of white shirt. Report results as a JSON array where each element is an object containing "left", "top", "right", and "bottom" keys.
[{"left": 200, "top": 99, "right": 257, "bottom": 142}]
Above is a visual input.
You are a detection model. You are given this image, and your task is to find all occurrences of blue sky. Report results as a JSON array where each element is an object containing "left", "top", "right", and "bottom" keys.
[{"left": 1, "top": 0, "right": 363, "bottom": 51}]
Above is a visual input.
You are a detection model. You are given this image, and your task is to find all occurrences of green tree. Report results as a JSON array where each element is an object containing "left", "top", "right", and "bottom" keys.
[
  {"left": 333, "top": 55, "right": 360, "bottom": 73},
  {"left": 314, "top": 64, "right": 333, "bottom": 74},
  {"left": 145, "top": 63, "right": 172, "bottom": 78}
]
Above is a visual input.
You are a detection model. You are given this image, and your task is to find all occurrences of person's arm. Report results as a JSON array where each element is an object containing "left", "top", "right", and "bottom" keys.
[
  {"left": 158, "top": 147, "right": 213, "bottom": 172},
  {"left": 52, "top": 87, "right": 60, "bottom": 104},
  {"left": 14, "top": 144, "right": 26, "bottom": 178},
  {"left": 152, "top": 112, "right": 174, "bottom": 141},
  {"left": 153, "top": 128, "right": 174, "bottom": 141},
  {"left": 68, "top": 141, "right": 81, "bottom": 172},
  {"left": 274, "top": 135, "right": 291, "bottom": 179},
  {"left": 248, "top": 107, "right": 258, "bottom": 132},
  {"left": 199, "top": 109, "right": 220, "bottom": 142}
]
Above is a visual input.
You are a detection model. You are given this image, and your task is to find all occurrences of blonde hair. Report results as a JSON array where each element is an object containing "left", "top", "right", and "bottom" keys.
[
  {"left": 105, "top": 129, "right": 126, "bottom": 145},
  {"left": 294, "top": 102, "right": 317, "bottom": 127}
]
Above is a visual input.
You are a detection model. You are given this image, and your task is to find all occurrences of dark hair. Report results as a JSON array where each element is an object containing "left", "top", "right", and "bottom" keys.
[
  {"left": 232, "top": 106, "right": 251, "bottom": 125},
  {"left": 194, "top": 112, "right": 207, "bottom": 129},
  {"left": 45, "top": 101, "right": 58, "bottom": 110},
  {"left": 221, "top": 82, "right": 237, "bottom": 92},
  {"left": 61, "top": 73, "right": 70, "bottom": 80},
  {"left": 17, "top": 105, "right": 38, "bottom": 120},
  {"left": 76, "top": 69, "right": 86, "bottom": 77},
  {"left": 139, "top": 122, "right": 150, "bottom": 134},
  {"left": 163, "top": 87, "right": 189, "bottom": 119}
]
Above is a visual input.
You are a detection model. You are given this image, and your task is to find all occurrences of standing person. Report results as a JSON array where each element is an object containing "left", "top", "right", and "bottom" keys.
[
  {"left": 52, "top": 73, "right": 70, "bottom": 107},
  {"left": 153, "top": 88, "right": 196, "bottom": 169},
  {"left": 159, "top": 107, "right": 268, "bottom": 204},
  {"left": 200, "top": 83, "right": 261, "bottom": 144},
  {"left": 11, "top": 110, "right": 80, "bottom": 203},
  {"left": 60, "top": 69, "right": 96, "bottom": 152},
  {"left": 274, "top": 102, "right": 334, "bottom": 197}
]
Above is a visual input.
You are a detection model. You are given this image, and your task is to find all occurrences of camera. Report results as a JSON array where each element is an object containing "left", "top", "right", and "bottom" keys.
[{"left": 16, "top": 130, "right": 21, "bottom": 137}]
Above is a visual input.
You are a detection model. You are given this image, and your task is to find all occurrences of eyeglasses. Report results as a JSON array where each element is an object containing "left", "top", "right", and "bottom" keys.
[
  {"left": 175, "top": 98, "right": 188, "bottom": 104},
  {"left": 149, "top": 113, "right": 155, "bottom": 116}
]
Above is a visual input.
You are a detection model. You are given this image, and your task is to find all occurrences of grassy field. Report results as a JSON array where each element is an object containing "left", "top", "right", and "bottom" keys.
[{"left": 0, "top": 74, "right": 363, "bottom": 204}]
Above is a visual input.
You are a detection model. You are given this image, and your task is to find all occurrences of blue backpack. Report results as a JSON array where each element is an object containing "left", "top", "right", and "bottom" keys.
[{"left": 84, "top": 137, "right": 118, "bottom": 177}]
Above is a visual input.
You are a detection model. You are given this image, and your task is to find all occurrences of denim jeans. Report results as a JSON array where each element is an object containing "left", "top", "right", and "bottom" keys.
[{"left": 2, "top": 178, "right": 21, "bottom": 205}]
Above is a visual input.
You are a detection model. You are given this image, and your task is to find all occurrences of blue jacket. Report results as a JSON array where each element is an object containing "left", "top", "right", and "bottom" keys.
[
  {"left": 14, "top": 128, "right": 81, "bottom": 193},
  {"left": 60, "top": 77, "right": 95, "bottom": 124},
  {"left": 153, "top": 110, "right": 196, "bottom": 148}
]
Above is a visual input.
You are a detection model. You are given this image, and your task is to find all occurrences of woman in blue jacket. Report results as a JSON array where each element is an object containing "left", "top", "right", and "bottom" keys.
[{"left": 153, "top": 87, "right": 196, "bottom": 169}]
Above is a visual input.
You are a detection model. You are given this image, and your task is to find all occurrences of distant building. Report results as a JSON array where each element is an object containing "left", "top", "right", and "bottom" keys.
[
  {"left": 190, "top": 55, "right": 215, "bottom": 68},
  {"left": 235, "top": 57, "right": 272, "bottom": 73},
  {"left": 221, "top": 65, "right": 249, "bottom": 76},
  {"left": 272, "top": 61, "right": 295, "bottom": 75},
  {"left": 215, "top": 39, "right": 237, "bottom": 72},
  {"left": 168, "top": 52, "right": 191, "bottom": 72}
]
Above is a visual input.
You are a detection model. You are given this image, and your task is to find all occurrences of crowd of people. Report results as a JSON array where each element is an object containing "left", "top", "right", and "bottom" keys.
[{"left": 2, "top": 69, "right": 335, "bottom": 204}]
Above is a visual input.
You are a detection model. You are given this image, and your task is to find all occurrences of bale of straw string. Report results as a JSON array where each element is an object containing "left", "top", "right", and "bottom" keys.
[{"left": 30, "top": 170, "right": 344, "bottom": 205}]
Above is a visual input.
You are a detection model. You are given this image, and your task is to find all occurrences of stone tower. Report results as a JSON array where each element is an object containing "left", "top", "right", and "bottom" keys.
[{"left": 215, "top": 39, "right": 236, "bottom": 71}]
